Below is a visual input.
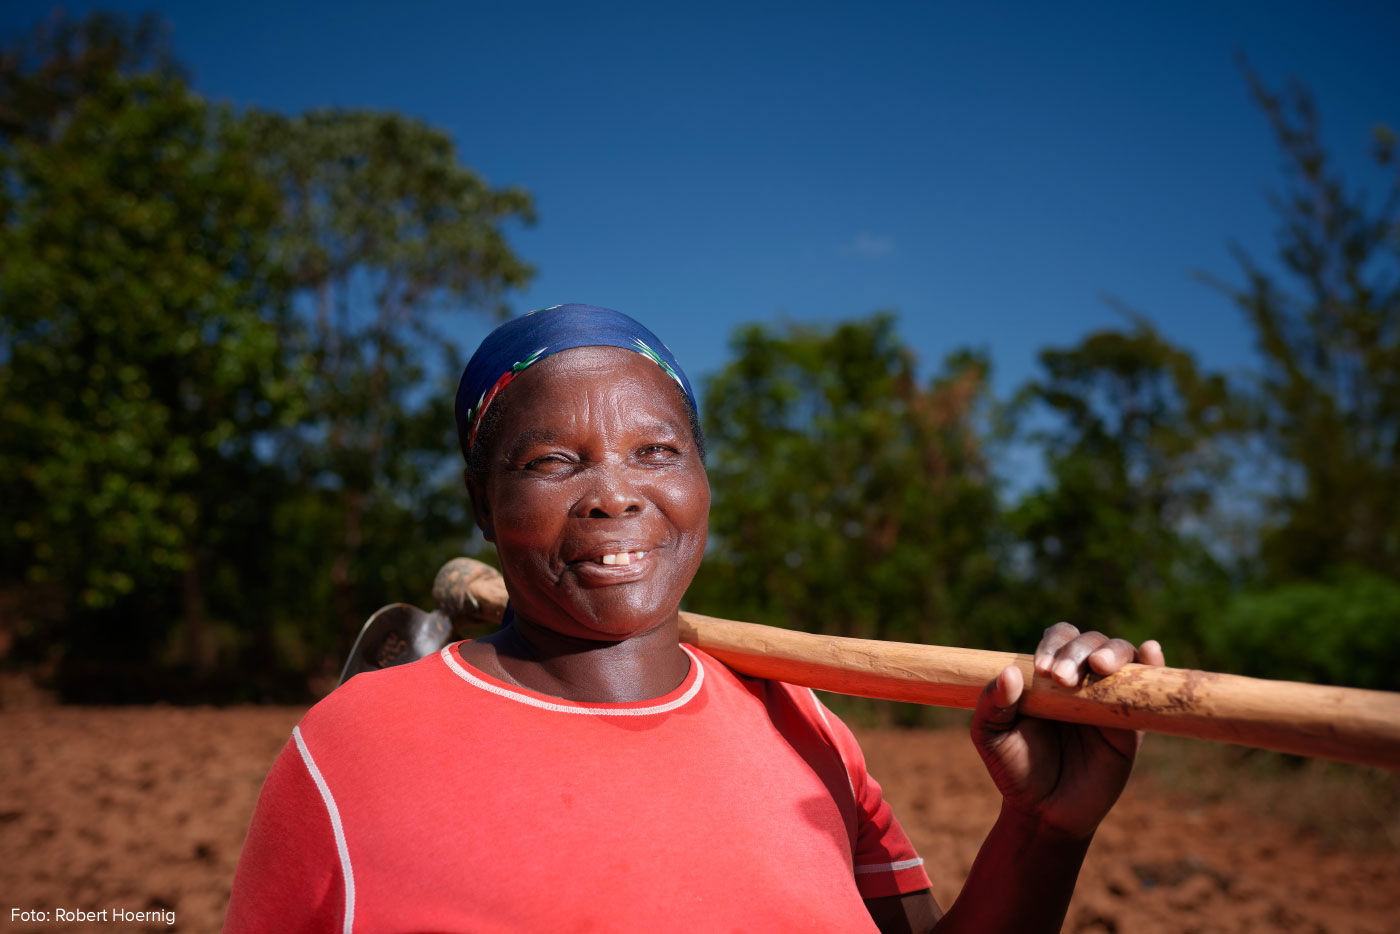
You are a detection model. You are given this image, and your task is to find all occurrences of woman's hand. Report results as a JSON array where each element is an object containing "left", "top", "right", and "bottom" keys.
[{"left": 970, "top": 622, "right": 1166, "bottom": 839}]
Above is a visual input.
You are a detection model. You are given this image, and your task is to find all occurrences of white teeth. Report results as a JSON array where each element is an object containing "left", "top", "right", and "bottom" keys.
[{"left": 598, "top": 551, "right": 646, "bottom": 566}]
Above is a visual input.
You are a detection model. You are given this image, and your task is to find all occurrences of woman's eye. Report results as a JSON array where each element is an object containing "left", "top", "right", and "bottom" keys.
[
  {"left": 638, "top": 443, "right": 680, "bottom": 460},
  {"left": 524, "top": 453, "right": 571, "bottom": 470}
]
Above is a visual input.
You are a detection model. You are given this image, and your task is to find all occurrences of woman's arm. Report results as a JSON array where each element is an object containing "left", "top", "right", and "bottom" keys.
[
  {"left": 928, "top": 805, "right": 1093, "bottom": 932},
  {"left": 865, "top": 803, "right": 1092, "bottom": 934},
  {"left": 224, "top": 732, "right": 347, "bottom": 934},
  {"left": 867, "top": 625, "right": 1165, "bottom": 934}
]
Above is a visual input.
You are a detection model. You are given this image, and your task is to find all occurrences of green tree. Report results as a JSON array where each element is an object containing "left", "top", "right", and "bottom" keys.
[
  {"left": 1182, "top": 68, "right": 1400, "bottom": 688},
  {"left": 1009, "top": 322, "right": 1238, "bottom": 656},
  {"left": 0, "top": 10, "right": 176, "bottom": 144},
  {"left": 0, "top": 12, "right": 539, "bottom": 698},
  {"left": 689, "top": 314, "right": 1018, "bottom": 665},
  {"left": 1211, "top": 65, "right": 1400, "bottom": 580},
  {"left": 244, "top": 110, "right": 536, "bottom": 646},
  {"left": 0, "top": 15, "right": 296, "bottom": 675},
  {"left": 1205, "top": 569, "right": 1400, "bottom": 690}
]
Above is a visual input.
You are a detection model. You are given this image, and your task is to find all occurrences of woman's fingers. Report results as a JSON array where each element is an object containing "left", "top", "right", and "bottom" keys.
[
  {"left": 1035, "top": 625, "right": 1169, "bottom": 685},
  {"left": 1046, "top": 631, "right": 1113, "bottom": 686},
  {"left": 990, "top": 663, "right": 1024, "bottom": 710},
  {"left": 1087, "top": 638, "right": 1138, "bottom": 675},
  {"left": 1033, "top": 622, "right": 1080, "bottom": 675},
  {"left": 971, "top": 665, "right": 1024, "bottom": 743},
  {"left": 1138, "top": 639, "right": 1165, "bottom": 667}
]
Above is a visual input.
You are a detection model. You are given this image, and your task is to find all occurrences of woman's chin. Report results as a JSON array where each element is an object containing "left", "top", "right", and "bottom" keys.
[
  {"left": 530, "top": 590, "right": 680, "bottom": 643},
  {"left": 571, "top": 605, "right": 678, "bottom": 642}
]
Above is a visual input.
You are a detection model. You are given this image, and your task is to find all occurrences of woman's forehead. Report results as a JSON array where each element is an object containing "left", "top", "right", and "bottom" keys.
[
  {"left": 455, "top": 304, "right": 698, "bottom": 461},
  {"left": 499, "top": 346, "right": 692, "bottom": 428}
]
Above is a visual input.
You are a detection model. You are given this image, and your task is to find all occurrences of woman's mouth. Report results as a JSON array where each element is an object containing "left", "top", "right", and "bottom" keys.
[
  {"left": 596, "top": 551, "right": 647, "bottom": 566},
  {"left": 570, "top": 548, "right": 656, "bottom": 584}
]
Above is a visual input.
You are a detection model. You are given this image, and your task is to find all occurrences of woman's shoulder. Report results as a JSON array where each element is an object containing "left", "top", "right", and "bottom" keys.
[
  {"left": 297, "top": 647, "right": 459, "bottom": 734},
  {"left": 687, "top": 645, "right": 841, "bottom": 732}
]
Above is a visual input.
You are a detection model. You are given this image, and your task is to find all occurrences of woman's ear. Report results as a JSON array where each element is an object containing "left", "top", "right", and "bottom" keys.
[{"left": 465, "top": 469, "right": 495, "bottom": 542}]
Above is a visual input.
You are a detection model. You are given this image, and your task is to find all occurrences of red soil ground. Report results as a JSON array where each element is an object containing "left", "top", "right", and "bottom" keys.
[{"left": 1, "top": 703, "right": 1396, "bottom": 933}]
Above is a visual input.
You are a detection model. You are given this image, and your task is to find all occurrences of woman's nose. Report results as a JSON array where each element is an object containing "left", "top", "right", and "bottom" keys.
[{"left": 575, "top": 464, "right": 645, "bottom": 518}]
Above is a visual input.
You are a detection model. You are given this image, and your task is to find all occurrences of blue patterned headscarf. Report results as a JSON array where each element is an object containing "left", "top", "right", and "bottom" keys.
[{"left": 456, "top": 304, "right": 698, "bottom": 457}]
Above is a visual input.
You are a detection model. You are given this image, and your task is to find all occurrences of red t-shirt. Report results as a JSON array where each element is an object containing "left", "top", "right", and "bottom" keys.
[{"left": 225, "top": 642, "right": 931, "bottom": 933}]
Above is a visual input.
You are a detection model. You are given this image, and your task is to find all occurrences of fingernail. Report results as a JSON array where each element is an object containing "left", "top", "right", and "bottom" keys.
[
  {"left": 1034, "top": 655, "right": 1050, "bottom": 673},
  {"left": 1054, "top": 660, "right": 1077, "bottom": 683}
]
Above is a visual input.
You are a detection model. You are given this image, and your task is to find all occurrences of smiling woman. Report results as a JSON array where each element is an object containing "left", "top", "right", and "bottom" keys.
[
  {"left": 224, "top": 304, "right": 1165, "bottom": 934},
  {"left": 462, "top": 346, "right": 710, "bottom": 664}
]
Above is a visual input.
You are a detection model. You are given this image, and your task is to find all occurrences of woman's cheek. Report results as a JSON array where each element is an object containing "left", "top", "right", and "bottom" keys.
[{"left": 494, "top": 481, "right": 567, "bottom": 537}]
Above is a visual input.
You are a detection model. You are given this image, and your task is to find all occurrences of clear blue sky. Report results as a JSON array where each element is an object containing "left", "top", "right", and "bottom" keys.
[{"left": 6, "top": 1, "right": 1398, "bottom": 400}]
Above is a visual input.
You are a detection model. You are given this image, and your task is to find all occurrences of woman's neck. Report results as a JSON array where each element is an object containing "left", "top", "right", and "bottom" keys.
[{"left": 467, "top": 615, "right": 691, "bottom": 704}]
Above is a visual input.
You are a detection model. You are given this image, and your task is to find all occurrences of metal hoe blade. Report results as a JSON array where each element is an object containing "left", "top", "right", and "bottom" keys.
[{"left": 337, "top": 603, "right": 454, "bottom": 687}]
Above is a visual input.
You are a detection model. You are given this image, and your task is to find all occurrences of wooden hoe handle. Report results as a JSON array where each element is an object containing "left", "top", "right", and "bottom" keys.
[{"left": 433, "top": 558, "right": 1400, "bottom": 770}]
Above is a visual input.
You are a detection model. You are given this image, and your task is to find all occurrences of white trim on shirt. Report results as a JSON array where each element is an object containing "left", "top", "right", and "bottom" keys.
[
  {"left": 440, "top": 643, "right": 704, "bottom": 716},
  {"left": 854, "top": 857, "right": 927, "bottom": 875},
  {"left": 293, "top": 725, "right": 356, "bottom": 934}
]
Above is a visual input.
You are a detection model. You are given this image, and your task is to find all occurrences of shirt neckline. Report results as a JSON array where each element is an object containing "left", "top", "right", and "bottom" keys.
[{"left": 440, "top": 641, "right": 705, "bottom": 716}]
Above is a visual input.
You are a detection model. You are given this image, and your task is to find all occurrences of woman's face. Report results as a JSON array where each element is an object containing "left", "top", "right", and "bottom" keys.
[{"left": 467, "top": 346, "right": 710, "bottom": 642}]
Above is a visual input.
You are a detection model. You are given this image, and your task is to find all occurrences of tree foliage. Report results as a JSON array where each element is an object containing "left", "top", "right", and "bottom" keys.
[
  {"left": 1010, "top": 322, "right": 1239, "bottom": 655},
  {"left": 689, "top": 315, "right": 1020, "bottom": 654},
  {"left": 0, "top": 35, "right": 292, "bottom": 678},
  {"left": 1213, "top": 64, "right": 1400, "bottom": 580},
  {"left": 244, "top": 109, "right": 535, "bottom": 642},
  {"left": 1205, "top": 570, "right": 1400, "bottom": 691},
  {"left": 690, "top": 69, "right": 1399, "bottom": 691},
  {"left": 0, "top": 13, "right": 532, "bottom": 697},
  {"left": 0, "top": 10, "right": 177, "bottom": 145}
]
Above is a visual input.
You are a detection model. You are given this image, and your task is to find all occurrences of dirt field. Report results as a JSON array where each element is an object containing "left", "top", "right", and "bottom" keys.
[{"left": 1, "top": 703, "right": 1396, "bottom": 933}]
